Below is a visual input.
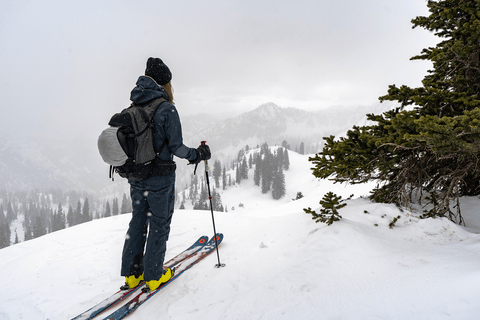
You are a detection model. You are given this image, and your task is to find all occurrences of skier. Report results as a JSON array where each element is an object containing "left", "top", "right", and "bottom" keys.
[{"left": 121, "top": 57, "right": 211, "bottom": 291}]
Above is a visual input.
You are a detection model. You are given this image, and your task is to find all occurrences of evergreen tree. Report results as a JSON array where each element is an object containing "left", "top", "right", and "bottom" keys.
[
  {"left": 74, "top": 200, "right": 82, "bottom": 225},
  {"left": 276, "top": 147, "right": 284, "bottom": 169},
  {"left": 112, "top": 198, "right": 119, "bottom": 216},
  {"left": 237, "top": 148, "right": 245, "bottom": 163},
  {"left": 222, "top": 167, "right": 227, "bottom": 190},
  {"left": 199, "top": 181, "right": 208, "bottom": 203},
  {"left": 241, "top": 156, "right": 249, "bottom": 180},
  {"left": 308, "top": 0, "right": 480, "bottom": 223},
  {"left": 52, "top": 203, "right": 66, "bottom": 232},
  {"left": 58, "top": 203, "right": 66, "bottom": 230},
  {"left": 193, "top": 201, "right": 200, "bottom": 210},
  {"left": 82, "top": 198, "right": 92, "bottom": 223},
  {"left": 213, "top": 160, "right": 222, "bottom": 188},
  {"left": 121, "top": 195, "right": 127, "bottom": 214},
  {"left": 211, "top": 188, "right": 223, "bottom": 212},
  {"left": 0, "top": 207, "right": 5, "bottom": 226},
  {"left": 24, "top": 223, "right": 33, "bottom": 241},
  {"left": 104, "top": 201, "right": 112, "bottom": 218},
  {"left": 0, "top": 220, "right": 10, "bottom": 249},
  {"left": 299, "top": 142, "right": 305, "bottom": 155},
  {"left": 6, "top": 202, "right": 15, "bottom": 224},
  {"left": 261, "top": 150, "right": 274, "bottom": 194},
  {"left": 283, "top": 149, "right": 290, "bottom": 170},
  {"left": 66, "top": 205, "right": 74, "bottom": 227},
  {"left": 51, "top": 209, "right": 59, "bottom": 232},
  {"left": 304, "top": 192, "right": 347, "bottom": 225},
  {"left": 23, "top": 202, "right": 33, "bottom": 240},
  {"left": 282, "top": 140, "right": 291, "bottom": 150},
  {"left": 46, "top": 207, "right": 53, "bottom": 233},
  {"left": 235, "top": 163, "right": 241, "bottom": 184},
  {"left": 33, "top": 213, "right": 47, "bottom": 238},
  {"left": 193, "top": 200, "right": 208, "bottom": 210},
  {"left": 190, "top": 174, "right": 199, "bottom": 200},
  {"left": 121, "top": 193, "right": 131, "bottom": 214},
  {"left": 254, "top": 153, "right": 261, "bottom": 186},
  {"left": 260, "top": 142, "right": 269, "bottom": 155},
  {"left": 23, "top": 203, "right": 32, "bottom": 230},
  {"left": 272, "top": 166, "right": 286, "bottom": 200}
]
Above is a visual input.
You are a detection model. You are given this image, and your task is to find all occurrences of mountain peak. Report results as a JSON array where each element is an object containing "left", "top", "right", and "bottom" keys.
[
  {"left": 258, "top": 102, "right": 280, "bottom": 110},
  {"left": 254, "top": 102, "right": 283, "bottom": 119}
]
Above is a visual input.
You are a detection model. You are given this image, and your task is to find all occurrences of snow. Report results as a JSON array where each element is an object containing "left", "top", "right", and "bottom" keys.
[{"left": 1, "top": 152, "right": 480, "bottom": 320}]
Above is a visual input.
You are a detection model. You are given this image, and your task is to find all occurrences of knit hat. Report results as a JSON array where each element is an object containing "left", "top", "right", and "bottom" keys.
[{"left": 145, "top": 57, "right": 172, "bottom": 85}]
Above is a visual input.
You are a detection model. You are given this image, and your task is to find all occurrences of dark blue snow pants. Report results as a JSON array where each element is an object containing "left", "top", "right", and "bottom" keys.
[{"left": 121, "top": 184, "right": 175, "bottom": 282}]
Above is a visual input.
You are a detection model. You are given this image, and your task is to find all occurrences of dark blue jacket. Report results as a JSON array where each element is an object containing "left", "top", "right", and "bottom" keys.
[{"left": 128, "top": 76, "right": 197, "bottom": 190}]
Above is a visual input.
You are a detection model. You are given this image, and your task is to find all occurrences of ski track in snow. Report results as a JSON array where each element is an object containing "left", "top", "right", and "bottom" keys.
[{"left": 1, "top": 152, "right": 480, "bottom": 319}]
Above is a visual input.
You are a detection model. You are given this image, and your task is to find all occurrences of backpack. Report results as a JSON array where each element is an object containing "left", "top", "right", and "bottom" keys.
[{"left": 98, "top": 97, "right": 176, "bottom": 181}]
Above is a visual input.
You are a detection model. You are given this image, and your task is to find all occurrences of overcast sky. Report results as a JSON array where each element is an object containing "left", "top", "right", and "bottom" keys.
[{"left": 0, "top": 0, "right": 438, "bottom": 141}]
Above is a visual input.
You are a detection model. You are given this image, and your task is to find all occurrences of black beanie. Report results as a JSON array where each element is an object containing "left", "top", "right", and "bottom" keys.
[{"left": 145, "top": 57, "right": 172, "bottom": 85}]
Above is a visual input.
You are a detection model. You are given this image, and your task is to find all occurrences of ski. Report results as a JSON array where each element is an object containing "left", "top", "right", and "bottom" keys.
[
  {"left": 102, "top": 233, "right": 224, "bottom": 320},
  {"left": 71, "top": 235, "right": 209, "bottom": 320}
]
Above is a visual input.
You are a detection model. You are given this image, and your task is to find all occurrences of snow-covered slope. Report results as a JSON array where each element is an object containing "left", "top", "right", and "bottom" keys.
[{"left": 1, "top": 152, "right": 480, "bottom": 320}]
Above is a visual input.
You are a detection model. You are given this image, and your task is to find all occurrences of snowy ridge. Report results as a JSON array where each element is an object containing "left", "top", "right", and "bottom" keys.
[
  {"left": 181, "top": 102, "right": 389, "bottom": 154},
  {"left": 1, "top": 142, "right": 480, "bottom": 320},
  {"left": 173, "top": 102, "right": 394, "bottom": 198},
  {"left": 0, "top": 102, "right": 392, "bottom": 195}
]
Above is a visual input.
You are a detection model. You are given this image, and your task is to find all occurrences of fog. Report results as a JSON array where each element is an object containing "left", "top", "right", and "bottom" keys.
[{"left": 0, "top": 0, "right": 439, "bottom": 142}]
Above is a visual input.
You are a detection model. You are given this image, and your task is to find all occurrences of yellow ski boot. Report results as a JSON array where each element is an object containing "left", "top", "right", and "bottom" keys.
[
  {"left": 122, "top": 273, "right": 144, "bottom": 290},
  {"left": 145, "top": 268, "right": 173, "bottom": 291}
]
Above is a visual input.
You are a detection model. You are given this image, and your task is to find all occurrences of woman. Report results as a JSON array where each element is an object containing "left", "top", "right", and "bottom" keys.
[{"left": 121, "top": 57, "right": 210, "bottom": 291}]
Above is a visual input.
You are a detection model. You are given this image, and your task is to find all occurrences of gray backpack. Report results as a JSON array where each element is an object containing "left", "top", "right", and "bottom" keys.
[{"left": 98, "top": 97, "right": 176, "bottom": 181}]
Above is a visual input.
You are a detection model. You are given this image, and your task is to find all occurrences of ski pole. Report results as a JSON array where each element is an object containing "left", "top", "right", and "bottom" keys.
[{"left": 201, "top": 141, "right": 225, "bottom": 268}]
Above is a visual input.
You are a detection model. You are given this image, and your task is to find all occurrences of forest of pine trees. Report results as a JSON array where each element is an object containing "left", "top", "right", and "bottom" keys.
[
  {"left": 0, "top": 189, "right": 133, "bottom": 249},
  {"left": 179, "top": 143, "right": 290, "bottom": 211},
  {"left": 254, "top": 143, "right": 289, "bottom": 199},
  {"left": 1, "top": 143, "right": 293, "bottom": 249}
]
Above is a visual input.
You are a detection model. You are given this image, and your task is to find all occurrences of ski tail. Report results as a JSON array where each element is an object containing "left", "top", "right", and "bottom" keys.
[
  {"left": 102, "top": 233, "right": 224, "bottom": 320},
  {"left": 71, "top": 235, "right": 209, "bottom": 320}
]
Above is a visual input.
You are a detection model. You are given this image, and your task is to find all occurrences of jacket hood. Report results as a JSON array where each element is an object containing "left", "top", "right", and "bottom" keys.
[{"left": 130, "top": 76, "right": 168, "bottom": 105}]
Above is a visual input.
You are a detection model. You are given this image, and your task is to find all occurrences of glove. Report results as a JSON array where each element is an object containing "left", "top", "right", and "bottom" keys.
[{"left": 190, "top": 143, "right": 211, "bottom": 164}]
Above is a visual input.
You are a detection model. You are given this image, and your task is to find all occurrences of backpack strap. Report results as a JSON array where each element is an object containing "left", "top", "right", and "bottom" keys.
[
  {"left": 109, "top": 165, "right": 115, "bottom": 181},
  {"left": 154, "top": 135, "right": 169, "bottom": 157},
  {"left": 150, "top": 105, "right": 171, "bottom": 158}
]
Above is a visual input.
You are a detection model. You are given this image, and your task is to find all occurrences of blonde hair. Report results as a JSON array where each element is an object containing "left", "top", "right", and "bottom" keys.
[{"left": 161, "top": 82, "right": 174, "bottom": 105}]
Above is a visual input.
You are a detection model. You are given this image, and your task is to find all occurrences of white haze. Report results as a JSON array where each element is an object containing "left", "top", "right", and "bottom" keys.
[{"left": 0, "top": 0, "right": 438, "bottom": 143}]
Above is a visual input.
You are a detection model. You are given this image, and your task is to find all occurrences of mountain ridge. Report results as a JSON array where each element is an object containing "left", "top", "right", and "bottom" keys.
[
  {"left": 0, "top": 102, "right": 392, "bottom": 194},
  {"left": 182, "top": 102, "right": 389, "bottom": 155}
]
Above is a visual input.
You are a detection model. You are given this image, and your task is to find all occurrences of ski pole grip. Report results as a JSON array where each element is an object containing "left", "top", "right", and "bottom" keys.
[{"left": 201, "top": 140, "right": 207, "bottom": 146}]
